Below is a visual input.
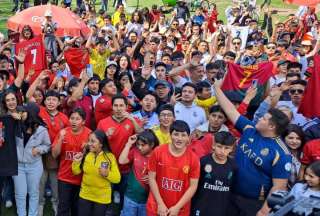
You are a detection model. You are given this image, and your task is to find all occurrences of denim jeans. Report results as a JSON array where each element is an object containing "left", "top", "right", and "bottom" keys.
[
  {"left": 39, "top": 169, "right": 58, "bottom": 206},
  {"left": 121, "top": 196, "right": 146, "bottom": 216},
  {"left": 12, "top": 160, "right": 44, "bottom": 216}
]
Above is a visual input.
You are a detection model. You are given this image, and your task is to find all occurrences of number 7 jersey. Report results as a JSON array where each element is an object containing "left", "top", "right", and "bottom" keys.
[{"left": 15, "top": 36, "right": 47, "bottom": 83}]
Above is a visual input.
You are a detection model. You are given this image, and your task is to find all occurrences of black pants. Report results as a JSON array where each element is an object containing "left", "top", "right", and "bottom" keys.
[
  {"left": 0, "top": 176, "right": 5, "bottom": 216},
  {"left": 57, "top": 180, "right": 80, "bottom": 216},
  {"left": 229, "top": 194, "right": 264, "bottom": 216},
  {"left": 78, "top": 198, "right": 108, "bottom": 216}
]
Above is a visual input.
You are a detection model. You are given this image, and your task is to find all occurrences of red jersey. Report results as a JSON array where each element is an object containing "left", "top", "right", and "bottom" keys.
[
  {"left": 15, "top": 36, "right": 46, "bottom": 83},
  {"left": 97, "top": 116, "right": 140, "bottom": 173},
  {"left": 39, "top": 106, "right": 70, "bottom": 143},
  {"left": 128, "top": 147, "right": 149, "bottom": 189},
  {"left": 188, "top": 133, "right": 213, "bottom": 158},
  {"left": 147, "top": 145, "right": 200, "bottom": 216},
  {"left": 95, "top": 95, "right": 112, "bottom": 125},
  {"left": 53, "top": 127, "right": 91, "bottom": 185},
  {"left": 301, "top": 139, "right": 320, "bottom": 165},
  {"left": 63, "top": 96, "right": 94, "bottom": 129}
]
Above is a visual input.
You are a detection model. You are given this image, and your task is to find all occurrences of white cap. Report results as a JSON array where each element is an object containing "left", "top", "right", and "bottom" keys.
[{"left": 44, "top": 10, "right": 52, "bottom": 17}]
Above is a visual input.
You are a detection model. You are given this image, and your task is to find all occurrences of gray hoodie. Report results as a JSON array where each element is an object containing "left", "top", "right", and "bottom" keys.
[{"left": 16, "top": 125, "right": 51, "bottom": 164}]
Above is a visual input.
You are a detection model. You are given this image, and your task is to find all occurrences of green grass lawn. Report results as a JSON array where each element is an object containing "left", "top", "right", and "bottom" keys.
[
  {"left": 0, "top": 0, "right": 296, "bottom": 215},
  {"left": 0, "top": 0, "right": 298, "bottom": 36}
]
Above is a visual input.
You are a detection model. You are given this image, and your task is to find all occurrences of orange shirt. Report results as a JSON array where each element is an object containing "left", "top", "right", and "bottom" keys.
[
  {"left": 53, "top": 127, "right": 91, "bottom": 185},
  {"left": 147, "top": 145, "right": 200, "bottom": 216}
]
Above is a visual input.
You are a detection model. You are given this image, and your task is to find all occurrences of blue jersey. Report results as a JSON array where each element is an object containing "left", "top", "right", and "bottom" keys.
[{"left": 234, "top": 116, "right": 292, "bottom": 199}]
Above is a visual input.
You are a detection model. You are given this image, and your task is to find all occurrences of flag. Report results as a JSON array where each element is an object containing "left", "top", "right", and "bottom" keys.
[
  {"left": 64, "top": 47, "right": 89, "bottom": 78},
  {"left": 284, "top": 0, "right": 320, "bottom": 6},
  {"left": 15, "top": 36, "right": 46, "bottom": 83},
  {"left": 221, "top": 62, "right": 274, "bottom": 105},
  {"left": 298, "top": 54, "right": 320, "bottom": 118}
]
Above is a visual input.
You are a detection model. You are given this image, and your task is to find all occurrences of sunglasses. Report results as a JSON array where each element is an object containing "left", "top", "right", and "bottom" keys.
[
  {"left": 233, "top": 42, "right": 241, "bottom": 45},
  {"left": 267, "top": 46, "right": 276, "bottom": 50},
  {"left": 289, "top": 89, "right": 304, "bottom": 94}
]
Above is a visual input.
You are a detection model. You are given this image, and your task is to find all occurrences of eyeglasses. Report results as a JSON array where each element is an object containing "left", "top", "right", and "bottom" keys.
[
  {"left": 160, "top": 113, "right": 173, "bottom": 118},
  {"left": 289, "top": 89, "right": 304, "bottom": 94},
  {"left": 267, "top": 46, "right": 276, "bottom": 50}
]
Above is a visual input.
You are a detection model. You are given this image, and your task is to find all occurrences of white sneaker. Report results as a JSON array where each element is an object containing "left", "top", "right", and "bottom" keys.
[
  {"left": 5, "top": 200, "right": 13, "bottom": 208},
  {"left": 38, "top": 205, "right": 44, "bottom": 216},
  {"left": 52, "top": 203, "right": 58, "bottom": 216}
]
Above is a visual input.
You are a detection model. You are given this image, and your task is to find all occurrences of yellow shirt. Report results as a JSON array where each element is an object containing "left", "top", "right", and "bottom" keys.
[
  {"left": 90, "top": 48, "right": 111, "bottom": 79},
  {"left": 72, "top": 152, "right": 121, "bottom": 204},
  {"left": 96, "top": 16, "right": 105, "bottom": 28},
  {"left": 194, "top": 96, "right": 217, "bottom": 116},
  {"left": 152, "top": 126, "right": 171, "bottom": 145}
]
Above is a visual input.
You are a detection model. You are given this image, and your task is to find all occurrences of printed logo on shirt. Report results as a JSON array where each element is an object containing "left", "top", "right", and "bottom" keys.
[
  {"left": 227, "top": 171, "right": 233, "bottom": 180},
  {"left": 99, "top": 98, "right": 105, "bottom": 103},
  {"left": 204, "top": 164, "right": 212, "bottom": 173},
  {"left": 249, "top": 138, "right": 254, "bottom": 143},
  {"left": 161, "top": 177, "right": 183, "bottom": 192},
  {"left": 124, "top": 124, "right": 131, "bottom": 131},
  {"left": 182, "top": 165, "right": 190, "bottom": 174},
  {"left": 260, "top": 148, "right": 269, "bottom": 156},
  {"left": 106, "top": 127, "right": 115, "bottom": 136},
  {"left": 284, "top": 162, "right": 292, "bottom": 172},
  {"left": 240, "top": 143, "right": 263, "bottom": 166},
  {"left": 203, "top": 180, "right": 230, "bottom": 192},
  {"left": 65, "top": 151, "right": 79, "bottom": 161}
]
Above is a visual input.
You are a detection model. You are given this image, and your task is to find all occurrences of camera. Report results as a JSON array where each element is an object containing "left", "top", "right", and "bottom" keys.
[{"left": 268, "top": 191, "right": 320, "bottom": 216}]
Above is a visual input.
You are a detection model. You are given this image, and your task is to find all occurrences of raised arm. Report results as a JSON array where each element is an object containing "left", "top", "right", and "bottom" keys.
[{"left": 213, "top": 82, "right": 240, "bottom": 125}]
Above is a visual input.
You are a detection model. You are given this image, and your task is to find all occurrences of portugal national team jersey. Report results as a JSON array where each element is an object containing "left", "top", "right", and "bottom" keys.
[
  {"left": 147, "top": 145, "right": 200, "bottom": 216},
  {"left": 15, "top": 36, "right": 46, "bottom": 83},
  {"left": 53, "top": 127, "right": 91, "bottom": 185}
]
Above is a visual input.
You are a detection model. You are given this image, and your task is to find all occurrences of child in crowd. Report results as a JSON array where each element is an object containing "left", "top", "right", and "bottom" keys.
[
  {"left": 119, "top": 129, "right": 159, "bottom": 216},
  {"left": 191, "top": 131, "right": 237, "bottom": 216},
  {"left": 72, "top": 130, "right": 121, "bottom": 216},
  {"left": 290, "top": 161, "right": 320, "bottom": 199}
]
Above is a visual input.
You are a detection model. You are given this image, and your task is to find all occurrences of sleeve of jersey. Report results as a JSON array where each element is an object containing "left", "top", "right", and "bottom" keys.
[
  {"left": 148, "top": 147, "right": 159, "bottom": 172},
  {"left": 300, "top": 141, "right": 312, "bottom": 165},
  {"left": 189, "top": 153, "right": 200, "bottom": 179},
  {"left": 271, "top": 152, "right": 291, "bottom": 179},
  {"left": 235, "top": 115, "right": 255, "bottom": 133}
]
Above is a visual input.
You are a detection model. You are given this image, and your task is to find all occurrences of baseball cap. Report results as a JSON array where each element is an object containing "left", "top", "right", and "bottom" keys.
[
  {"left": 154, "top": 80, "right": 170, "bottom": 88},
  {"left": 106, "top": 61, "right": 117, "bottom": 68}
]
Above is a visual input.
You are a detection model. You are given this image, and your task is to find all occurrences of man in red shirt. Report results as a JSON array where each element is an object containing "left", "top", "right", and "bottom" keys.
[
  {"left": 95, "top": 78, "right": 117, "bottom": 124},
  {"left": 38, "top": 90, "right": 69, "bottom": 216},
  {"left": 147, "top": 120, "right": 200, "bottom": 216},
  {"left": 97, "top": 94, "right": 143, "bottom": 207},
  {"left": 299, "top": 139, "right": 320, "bottom": 179}
]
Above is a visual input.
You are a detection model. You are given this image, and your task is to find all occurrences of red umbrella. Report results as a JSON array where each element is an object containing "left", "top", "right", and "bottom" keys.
[
  {"left": 7, "top": 5, "right": 90, "bottom": 37},
  {"left": 284, "top": 0, "right": 320, "bottom": 6}
]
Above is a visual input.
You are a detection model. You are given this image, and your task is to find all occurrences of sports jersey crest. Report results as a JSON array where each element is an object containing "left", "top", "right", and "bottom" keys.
[
  {"left": 260, "top": 148, "right": 269, "bottom": 156},
  {"left": 182, "top": 165, "right": 190, "bottom": 174}
]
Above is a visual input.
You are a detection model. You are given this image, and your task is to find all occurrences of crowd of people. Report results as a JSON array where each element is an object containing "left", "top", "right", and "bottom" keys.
[{"left": 1, "top": 0, "right": 320, "bottom": 216}]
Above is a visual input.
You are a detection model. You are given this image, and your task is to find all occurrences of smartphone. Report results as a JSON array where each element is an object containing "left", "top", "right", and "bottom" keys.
[
  {"left": 101, "top": 162, "right": 109, "bottom": 169},
  {"left": 252, "top": 79, "right": 258, "bottom": 88},
  {"left": 86, "top": 64, "right": 93, "bottom": 78}
]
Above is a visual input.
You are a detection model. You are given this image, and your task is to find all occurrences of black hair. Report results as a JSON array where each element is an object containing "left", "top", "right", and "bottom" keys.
[
  {"left": 88, "top": 74, "right": 101, "bottom": 83},
  {"left": 67, "top": 78, "right": 80, "bottom": 95},
  {"left": 111, "top": 94, "right": 128, "bottom": 105},
  {"left": 307, "top": 161, "right": 320, "bottom": 178},
  {"left": 155, "top": 62, "right": 167, "bottom": 69},
  {"left": 209, "top": 105, "right": 227, "bottom": 117},
  {"left": 0, "top": 54, "right": 9, "bottom": 62},
  {"left": 142, "top": 92, "right": 159, "bottom": 104},
  {"left": 282, "top": 124, "right": 305, "bottom": 153},
  {"left": 158, "top": 104, "right": 175, "bottom": 117},
  {"left": 70, "top": 107, "right": 86, "bottom": 120},
  {"left": 224, "top": 51, "right": 236, "bottom": 59},
  {"left": 24, "top": 102, "right": 46, "bottom": 134},
  {"left": 34, "top": 87, "right": 45, "bottom": 105},
  {"left": 117, "top": 54, "right": 132, "bottom": 72},
  {"left": 81, "top": 129, "right": 112, "bottom": 171},
  {"left": 96, "top": 37, "right": 107, "bottom": 45},
  {"left": 181, "top": 82, "right": 197, "bottom": 93},
  {"left": 99, "top": 78, "right": 114, "bottom": 92},
  {"left": 268, "top": 108, "right": 290, "bottom": 136},
  {"left": 137, "top": 129, "right": 159, "bottom": 149},
  {"left": 287, "top": 62, "right": 302, "bottom": 71},
  {"left": 170, "top": 120, "right": 190, "bottom": 136},
  {"left": 116, "top": 72, "right": 134, "bottom": 91},
  {"left": 206, "top": 61, "right": 220, "bottom": 71},
  {"left": 45, "top": 89, "right": 60, "bottom": 99},
  {"left": 214, "top": 131, "right": 236, "bottom": 146},
  {"left": 161, "top": 53, "right": 172, "bottom": 61},
  {"left": 196, "top": 81, "right": 211, "bottom": 93},
  {"left": 290, "top": 79, "right": 307, "bottom": 87},
  {"left": 49, "top": 61, "right": 58, "bottom": 69},
  {"left": 1, "top": 90, "right": 17, "bottom": 113}
]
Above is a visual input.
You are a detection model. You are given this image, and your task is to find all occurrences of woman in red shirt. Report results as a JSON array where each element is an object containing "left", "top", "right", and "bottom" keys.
[{"left": 52, "top": 108, "right": 91, "bottom": 216}]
